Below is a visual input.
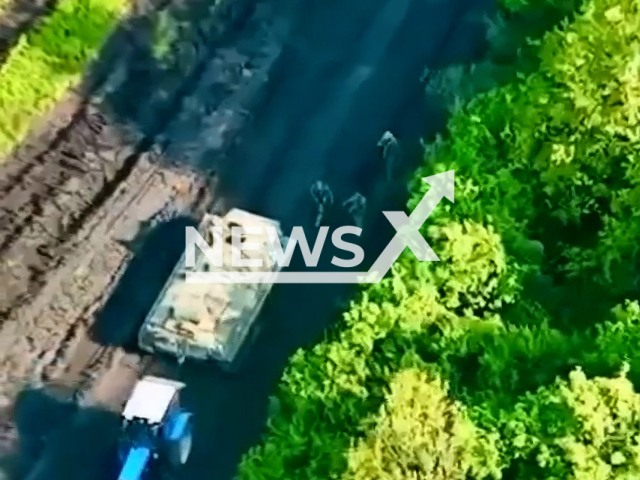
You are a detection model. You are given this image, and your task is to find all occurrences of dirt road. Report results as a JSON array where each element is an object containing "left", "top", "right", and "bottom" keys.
[{"left": 158, "top": 0, "right": 485, "bottom": 478}]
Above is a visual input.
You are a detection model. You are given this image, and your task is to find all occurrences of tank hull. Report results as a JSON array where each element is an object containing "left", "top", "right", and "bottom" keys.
[{"left": 137, "top": 209, "right": 287, "bottom": 369}]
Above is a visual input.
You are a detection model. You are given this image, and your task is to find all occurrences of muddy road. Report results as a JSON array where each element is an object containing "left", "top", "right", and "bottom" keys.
[
  {"left": 160, "top": 0, "right": 486, "bottom": 478},
  {"left": 0, "top": 0, "right": 488, "bottom": 478},
  {"left": 0, "top": 0, "right": 291, "bottom": 402},
  {"left": 0, "top": 0, "right": 291, "bottom": 473}
]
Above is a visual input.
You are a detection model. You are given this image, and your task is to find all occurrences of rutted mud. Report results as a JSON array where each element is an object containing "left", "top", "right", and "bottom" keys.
[{"left": 0, "top": 0, "right": 294, "bottom": 406}]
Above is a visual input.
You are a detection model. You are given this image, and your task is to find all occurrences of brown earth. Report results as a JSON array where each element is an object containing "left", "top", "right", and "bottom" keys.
[{"left": 0, "top": 0, "right": 294, "bottom": 462}]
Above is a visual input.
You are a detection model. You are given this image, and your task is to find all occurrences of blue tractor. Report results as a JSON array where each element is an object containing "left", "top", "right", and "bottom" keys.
[{"left": 117, "top": 376, "right": 193, "bottom": 480}]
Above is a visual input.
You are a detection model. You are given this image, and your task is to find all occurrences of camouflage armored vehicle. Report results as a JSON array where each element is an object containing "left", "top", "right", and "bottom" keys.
[{"left": 137, "top": 208, "right": 288, "bottom": 371}]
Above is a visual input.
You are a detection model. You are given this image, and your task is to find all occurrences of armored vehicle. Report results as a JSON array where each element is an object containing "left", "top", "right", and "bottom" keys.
[{"left": 137, "top": 208, "right": 288, "bottom": 371}]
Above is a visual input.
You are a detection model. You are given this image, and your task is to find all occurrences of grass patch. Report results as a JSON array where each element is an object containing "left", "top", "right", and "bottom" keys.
[{"left": 0, "top": 0, "right": 129, "bottom": 159}]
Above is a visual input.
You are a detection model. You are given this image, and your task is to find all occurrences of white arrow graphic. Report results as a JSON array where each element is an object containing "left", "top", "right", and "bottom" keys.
[{"left": 359, "top": 169, "right": 454, "bottom": 283}]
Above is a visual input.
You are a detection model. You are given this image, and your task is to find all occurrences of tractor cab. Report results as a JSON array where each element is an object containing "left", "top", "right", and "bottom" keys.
[{"left": 118, "top": 376, "right": 193, "bottom": 480}]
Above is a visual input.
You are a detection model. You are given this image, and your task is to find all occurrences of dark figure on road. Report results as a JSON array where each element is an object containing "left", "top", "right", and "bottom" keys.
[
  {"left": 377, "top": 130, "right": 400, "bottom": 181},
  {"left": 342, "top": 192, "right": 366, "bottom": 228},
  {"left": 310, "top": 180, "right": 334, "bottom": 227}
]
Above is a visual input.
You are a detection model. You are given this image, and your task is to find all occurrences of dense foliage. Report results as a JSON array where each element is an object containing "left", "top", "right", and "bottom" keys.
[
  {"left": 237, "top": 0, "right": 640, "bottom": 478},
  {"left": 343, "top": 368, "right": 502, "bottom": 480},
  {"left": 0, "top": 0, "right": 129, "bottom": 158}
]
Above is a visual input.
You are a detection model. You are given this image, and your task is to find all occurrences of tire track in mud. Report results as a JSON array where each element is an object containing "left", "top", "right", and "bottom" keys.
[
  {"left": 0, "top": 0, "right": 293, "bottom": 400},
  {"left": 0, "top": 0, "right": 258, "bottom": 323},
  {"left": 0, "top": 0, "right": 284, "bottom": 302},
  {"left": 0, "top": 101, "right": 141, "bottom": 324},
  {"left": 0, "top": 0, "right": 243, "bottom": 201},
  {"left": 0, "top": 3, "right": 158, "bottom": 211}
]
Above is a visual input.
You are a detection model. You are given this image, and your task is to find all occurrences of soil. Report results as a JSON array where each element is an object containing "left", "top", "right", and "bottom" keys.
[
  {"left": 0, "top": 0, "right": 490, "bottom": 478},
  {"left": 0, "top": 0, "right": 291, "bottom": 395},
  {"left": 0, "top": 0, "right": 293, "bottom": 471}
]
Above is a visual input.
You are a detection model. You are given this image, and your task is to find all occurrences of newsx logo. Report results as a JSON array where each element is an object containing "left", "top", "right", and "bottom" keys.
[
  {"left": 186, "top": 224, "right": 365, "bottom": 269},
  {"left": 185, "top": 170, "right": 454, "bottom": 284}
]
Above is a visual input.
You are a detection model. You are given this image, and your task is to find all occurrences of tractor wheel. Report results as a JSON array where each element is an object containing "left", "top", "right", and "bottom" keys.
[{"left": 167, "top": 418, "right": 193, "bottom": 467}]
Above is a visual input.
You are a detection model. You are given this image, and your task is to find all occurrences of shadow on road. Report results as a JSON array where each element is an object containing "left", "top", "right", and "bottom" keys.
[
  {"left": 90, "top": 216, "right": 198, "bottom": 348},
  {"left": 2, "top": 384, "right": 119, "bottom": 480},
  {"left": 172, "top": 0, "right": 498, "bottom": 477}
]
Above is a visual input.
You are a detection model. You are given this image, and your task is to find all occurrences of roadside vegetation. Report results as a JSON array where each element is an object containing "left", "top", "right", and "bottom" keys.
[
  {"left": 0, "top": 0, "right": 129, "bottom": 159},
  {"left": 238, "top": 0, "right": 640, "bottom": 478}
]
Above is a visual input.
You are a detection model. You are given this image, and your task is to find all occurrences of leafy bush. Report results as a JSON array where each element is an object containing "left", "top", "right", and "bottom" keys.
[
  {"left": 502, "top": 366, "right": 640, "bottom": 480},
  {"left": 427, "top": 220, "right": 521, "bottom": 313},
  {"left": 343, "top": 368, "right": 501, "bottom": 480}
]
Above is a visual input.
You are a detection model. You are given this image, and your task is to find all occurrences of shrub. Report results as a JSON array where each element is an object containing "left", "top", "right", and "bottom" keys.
[
  {"left": 502, "top": 367, "right": 640, "bottom": 479},
  {"left": 343, "top": 368, "right": 501, "bottom": 480}
]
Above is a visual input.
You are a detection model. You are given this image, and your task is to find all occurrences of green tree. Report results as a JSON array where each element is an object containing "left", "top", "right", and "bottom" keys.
[
  {"left": 503, "top": 367, "right": 640, "bottom": 480},
  {"left": 343, "top": 368, "right": 502, "bottom": 480}
]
